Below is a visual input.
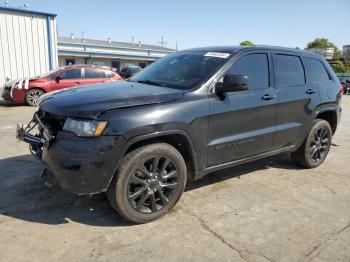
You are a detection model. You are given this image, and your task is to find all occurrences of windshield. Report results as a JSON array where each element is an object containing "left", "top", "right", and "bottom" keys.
[
  {"left": 37, "top": 68, "right": 61, "bottom": 78},
  {"left": 129, "top": 51, "right": 231, "bottom": 89}
]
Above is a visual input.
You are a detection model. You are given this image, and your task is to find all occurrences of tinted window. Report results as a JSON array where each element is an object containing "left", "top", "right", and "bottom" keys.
[
  {"left": 61, "top": 69, "right": 81, "bottom": 79},
  {"left": 84, "top": 69, "right": 107, "bottom": 78},
  {"left": 303, "top": 58, "right": 330, "bottom": 83},
  {"left": 274, "top": 55, "right": 305, "bottom": 86},
  {"left": 106, "top": 71, "right": 114, "bottom": 78},
  {"left": 226, "top": 53, "right": 269, "bottom": 89}
]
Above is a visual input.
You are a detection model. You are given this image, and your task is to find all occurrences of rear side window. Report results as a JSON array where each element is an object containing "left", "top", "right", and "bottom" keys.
[
  {"left": 226, "top": 53, "right": 269, "bottom": 89},
  {"left": 303, "top": 58, "right": 330, "bottom": 83},
  {"left": 61, "top": 69, "right": 81, "bottom": 79},
  {"left": 274, "top": 55, "right": 305, "bottom": 86},
  {"left": 84, "top": 69, "right": 107, "bottom": 78}
]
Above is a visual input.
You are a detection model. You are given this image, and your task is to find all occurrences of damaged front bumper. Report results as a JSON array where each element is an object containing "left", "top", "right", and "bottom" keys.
[
  {"left": 16, "top": 112, "right": 53, "bottom": 159},
  {"left": 2, "top": 88, "right": 14, "bottom": 102},
  {"left": 17, "top": 112, "right": 126, "bottom": 194}
]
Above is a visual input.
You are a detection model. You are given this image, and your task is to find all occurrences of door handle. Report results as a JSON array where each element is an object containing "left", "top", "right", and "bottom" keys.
[
  {"left": 306, "top": 89, "right": 317, "bottom": 94},
  {"left": 74, "top": 82, "right": 80, "bottom": 85},
  {"left": 261, "top": 94, "right": 275, "bottom": 100}
]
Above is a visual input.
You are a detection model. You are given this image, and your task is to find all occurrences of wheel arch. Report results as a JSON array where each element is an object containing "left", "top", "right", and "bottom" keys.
[
  {"left": 314, "top": 107, "right": 338, "bottom": 134},
  {"left": 122, "top": 130, "right": 198, "bottom": 181},
  {"left": 27, "top": 86, "right": 47, "bottom": 93}
]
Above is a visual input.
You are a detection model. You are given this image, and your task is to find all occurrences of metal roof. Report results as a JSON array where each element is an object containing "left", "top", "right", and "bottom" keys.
[
  {"left": 58, "top": 36, "right": 175, "bottom": 52},
  {"left": 0, "top": 6, "right": 57, "bottom": 17}
]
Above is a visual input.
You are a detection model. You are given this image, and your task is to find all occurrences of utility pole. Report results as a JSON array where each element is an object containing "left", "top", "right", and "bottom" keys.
[
  {"left": 132, "top": 36, "right": 134, "bottom": 44},
  {"left": 158, "top": 36, "right": 167, "bottom": 47},
  {"left": 176, "top": 41, "right": 178, "bottom": 50}
]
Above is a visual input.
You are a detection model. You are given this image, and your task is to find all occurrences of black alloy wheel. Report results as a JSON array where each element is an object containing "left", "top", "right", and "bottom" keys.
[
  {"left": 107, "top": 143, "right": 187, "bottom": 223},
  {"left": 309, "top": 126, "right": 330, "bottom": 163},
  {"left": 291, "top": 119, "right": 332, "bottom": 168},
  {"left": 128, "top": 156, "right": 179, "bottom": 213}
]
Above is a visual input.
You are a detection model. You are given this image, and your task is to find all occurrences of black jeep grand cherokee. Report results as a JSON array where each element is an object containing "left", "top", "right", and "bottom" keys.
[{"left": 18, "top": 46, "right": 342, "bottom": 223}]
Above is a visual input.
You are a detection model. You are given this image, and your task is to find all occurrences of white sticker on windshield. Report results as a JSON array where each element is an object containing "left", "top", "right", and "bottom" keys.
[{"left": 204, "top": 52, "right": 230, "bottom": 59}]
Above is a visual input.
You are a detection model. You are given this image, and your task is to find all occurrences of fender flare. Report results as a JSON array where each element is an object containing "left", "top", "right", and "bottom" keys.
[
  {"left": 120, "top": 129, "right": 198, "bottom": 173},
  {"left": 313, "top": 106, "right": 337, "bottom": 118},
  {"left": 308, "top": 105, "right": 339, "bottom": 134}
]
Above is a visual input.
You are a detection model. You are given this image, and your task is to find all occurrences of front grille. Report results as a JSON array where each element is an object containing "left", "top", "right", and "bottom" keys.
[{"left": 37, "top": 109, "right": 66, "bottom": 137}]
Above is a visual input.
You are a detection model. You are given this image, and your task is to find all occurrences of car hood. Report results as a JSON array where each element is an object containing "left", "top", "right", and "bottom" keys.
[
  {"left": 39, "top": 81, "right": 185, "bottom": 118},
  {"left": 4, "top": 77, "right": 39, "bottom": 88}
]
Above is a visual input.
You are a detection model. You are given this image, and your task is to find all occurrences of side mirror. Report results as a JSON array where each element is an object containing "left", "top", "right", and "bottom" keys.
[
  {"left": 215, "top": 74, "right": 249, "bottom": 96},
  {"left": 55, "top": 75, "right": 62, "bottom": 83}
]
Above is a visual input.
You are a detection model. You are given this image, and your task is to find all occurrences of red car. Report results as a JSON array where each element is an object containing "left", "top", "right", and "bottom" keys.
[{"left": 2, "top": 65, "right": 122, "bottom": 106}]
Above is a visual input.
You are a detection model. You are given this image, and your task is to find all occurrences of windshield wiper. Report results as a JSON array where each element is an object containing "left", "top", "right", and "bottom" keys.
[{"left": 134, "top": 80, "right": 168, "bottom": 87}]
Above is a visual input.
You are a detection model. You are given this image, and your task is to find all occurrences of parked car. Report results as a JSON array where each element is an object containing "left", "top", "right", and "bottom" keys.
[
  {"left": 2, "top": 65, "right": 122, "bottom": 106},
  {"left": 343, "top": 80, "right": 350, "bottom": 94},
  {"left": 120, "top": 66, "right": 142, "bottom": 79},
  {"left": 18, "top": 46, "right": 342, "bottom": 223}
]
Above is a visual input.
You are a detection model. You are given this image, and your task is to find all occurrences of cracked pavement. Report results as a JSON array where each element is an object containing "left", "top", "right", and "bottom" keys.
[{"left": 0, "top": 96, "right": 350, "bottom": 262}]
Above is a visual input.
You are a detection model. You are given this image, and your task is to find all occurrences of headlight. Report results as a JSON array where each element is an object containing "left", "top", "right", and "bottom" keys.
[{"left": 63, "top": 118, "right": 108, "bottom": 137}]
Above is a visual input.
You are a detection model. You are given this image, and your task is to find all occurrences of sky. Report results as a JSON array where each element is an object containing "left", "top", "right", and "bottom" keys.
[{"left": 3, "top": 0, "right": 350, "bottom": 50}]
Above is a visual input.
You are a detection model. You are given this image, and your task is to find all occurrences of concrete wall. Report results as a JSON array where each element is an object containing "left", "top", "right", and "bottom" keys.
[{"left": 0, "top": 8, "right": 58, "bottom": 86}]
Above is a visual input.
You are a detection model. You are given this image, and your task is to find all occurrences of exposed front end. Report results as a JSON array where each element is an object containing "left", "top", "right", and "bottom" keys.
[{"left": 17, "top": 110, "right": 124, "bottom": 194}]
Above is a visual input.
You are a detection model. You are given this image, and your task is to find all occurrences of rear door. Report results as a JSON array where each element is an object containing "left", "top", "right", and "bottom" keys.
[
  {"left": 272, "top": 53, "right": 321, "bottom": 149},
  {"left": 82, "top": 68, "right": 109, "bottom": 85},
  {"left": 207, "top": 52, "right": 278, "bottom": 166},
  {"left": 50, "top": 68, "right": 82, "bottom": 91},
  {"left": 302, "top": 57, "right": 333, "bottom": 102}
]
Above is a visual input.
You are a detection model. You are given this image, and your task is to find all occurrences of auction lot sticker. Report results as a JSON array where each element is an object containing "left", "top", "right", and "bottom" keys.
[{"left": 204, "top": 52, "right": 230, "bottom": 59}]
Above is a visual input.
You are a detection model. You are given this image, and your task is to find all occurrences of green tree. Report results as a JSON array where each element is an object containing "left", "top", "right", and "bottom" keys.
[
  {"left": 331, "top": 60, "right": 350, "bottom": 73},
  {"left": 240, "top": 40, "right": 254, "bottom": 46},
  {"left": 332, "top": 60, "right": 346, "bottom": 73}
]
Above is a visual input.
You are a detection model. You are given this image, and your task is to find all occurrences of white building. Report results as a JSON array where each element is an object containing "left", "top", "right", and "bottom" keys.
[
  {"left": 343, "top": 45, "right": 350, "bottom": 60},
  {"left": 0, "top": 6, "right": 58, "bottom": 85},
  {"left": 57, "top": 36, "right": 174, "bottom": 71},
  {"left": 306, "top": 47, "right": 335, "bottom": 60},
  {"left": 0, "top": 6, "right": 174, "bottom": 86}
]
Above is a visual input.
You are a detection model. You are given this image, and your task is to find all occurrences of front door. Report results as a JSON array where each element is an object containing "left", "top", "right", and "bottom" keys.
[
  {"left": 49, "top": 68, "right": 83, "bottom": 91},
  {"left": 207, "top": 52, "right": 277, "bottom": 166}
]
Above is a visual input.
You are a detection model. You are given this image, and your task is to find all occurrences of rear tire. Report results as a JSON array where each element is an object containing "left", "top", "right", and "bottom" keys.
[
  {"left": 107, "top": 143, "right": 187, "bottom": 224},
  {"left": 291, "top": 119, "right": 332, "bottom": 168},
  {"left": 25, "top": 88, "right": 45, "bottom": 106}
]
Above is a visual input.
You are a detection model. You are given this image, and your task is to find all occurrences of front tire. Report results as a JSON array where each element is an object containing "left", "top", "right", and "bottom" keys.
[
  {"left": 107, "top": 143, "right": 187, "bottom": 223},
  {"left": 25, "top": 88, "right": 45, "bottom": 106},
  {"left": 291, "top": 119, "right": 332, "bottom": 168}
]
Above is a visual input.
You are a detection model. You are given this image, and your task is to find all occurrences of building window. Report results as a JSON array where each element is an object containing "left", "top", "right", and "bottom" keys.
[
  {"left": 65, "top": 59, "right": 76, "bottom": 66},
  {"left": 139, "top": 63, "right": 147, "bottom": 68},
  {"left": 111, "top": 61, "right": 120, "bottom": 71}
]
